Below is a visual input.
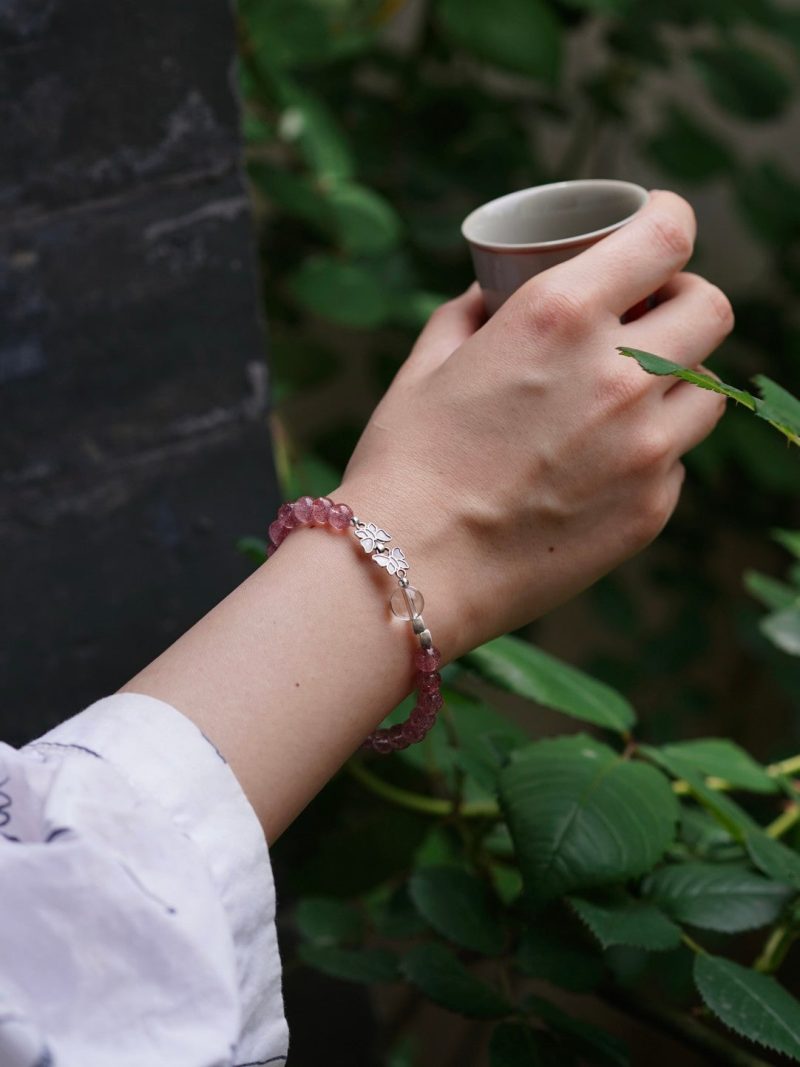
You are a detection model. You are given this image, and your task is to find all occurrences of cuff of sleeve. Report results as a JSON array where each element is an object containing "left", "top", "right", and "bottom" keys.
[{"left": 30, "top": 692, "right": 288, "bottom": 1062}]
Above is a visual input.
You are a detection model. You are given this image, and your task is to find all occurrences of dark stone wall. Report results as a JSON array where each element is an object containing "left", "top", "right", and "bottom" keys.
[{"left": 0, "top": 0, "right": 278, "bottom": 745}]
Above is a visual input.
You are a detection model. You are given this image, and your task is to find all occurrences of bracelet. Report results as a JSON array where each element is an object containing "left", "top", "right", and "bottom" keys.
[{"left": 267, "top": 495, "right": 443, "bottom": 754}]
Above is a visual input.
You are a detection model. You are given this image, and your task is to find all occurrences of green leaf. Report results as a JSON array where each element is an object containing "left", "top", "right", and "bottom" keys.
[
  {"left": 762, "top": 607, "right": 800, "bottom": 656},
  {"left": 646, "top": 106, "right": 733, "bottom": 182},
  {"left": 298, "top": 943, "right": 399, "bottom": 983},
  {"left": 746, "top": 831, "right": 800, "bottom": 889},
  {"left": 295, "top": 896, "right": 363, "bottom": 945},
  {"left": 242, "top": 0, "right": 332, "bottom": 70},
  {"left": 744, "top": 570, "right": 798, "bottom": 612},
  {"left": 644, "top": 863, "right": 792, "bottom": 933},
  {"left": 437, "top": 0, "right": 562, "bottom": 85},
  {"left": 692, "top": 44, "right": 792, "bottom": 121},
  {"left": 287, "top": 254, "right": 390, "bottom": 327},
  {"left": 327, "top": 183, "right": 403, "bottom": 256},
  {"left": 774, "top": 530, "right": 800, "bottom": 560},
  {"left": 490, "top": 1023, "right": 573, "bottom": 1067},
  {"left": 464, "top": 635, "right": 635, "bottom": 734},
  {"left": 400, "top": 942, "right": 512, "bottom": 1018},
  {"left": 236, "top": 536, "right": 267, "bottom": 566},
  {"left": 525, "top": 995, "right": 629, "bottom": 1067},
  {"left": 755, "top": 376, "right": 800, "bottom": 439},
  {"left": 366, "top": 883, "right": 429, "bottom": 939},
  {"left": 278, "top": 83, "right": 354, "bottom": 181},
  {"left": 655, "top": 739, "right": 777, "bottom": 794},
  {"left": 621, "top": 350, "right": 800, "bottom": 446},
  {"left": 516, "top": 916, "right": 605, "bottom": 991},
  {"left": 248, "top": 165, "right": 329, "bottom": 230},
  {"left": 641, "top": 747, "right": 759, "bottom": 841},
  {"left": 694, "top": 954, "right": 800, "bottom": 1060},
  {"left": 570, "top": 892, "right": 682, "bottom": 951},
  {"left": 409, "top": 867, "right": 505, "bottom": 955},
  {"left": 619, "top": 349, "right": 755, "bottom": 408},
  {"left": 500, "top": 736, "right": 679, "bottom": 901}
]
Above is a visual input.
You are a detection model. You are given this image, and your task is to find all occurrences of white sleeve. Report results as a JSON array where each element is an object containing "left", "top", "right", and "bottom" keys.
[{"left": 0, "top": 693, "right": 290, "bottom": 1067}]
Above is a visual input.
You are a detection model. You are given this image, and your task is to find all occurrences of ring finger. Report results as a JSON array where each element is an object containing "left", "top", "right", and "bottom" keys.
[{"left": 620, "top": 272, "right": 734, "bottom": 389}]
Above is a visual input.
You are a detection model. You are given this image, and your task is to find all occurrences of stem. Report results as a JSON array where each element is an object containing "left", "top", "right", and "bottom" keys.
[
  {"left": 765, "top": 803, "right": 800, "bottom": 840},
  {"left": 346, "top": 758, "right": 500, "bottom": 819},
  {"left": 600, "top": 985, "right": 774, "bottom": 1067},
  {"left": 669, "top": 753, "right": 800, "bottom": 798},
  {"left": 754, "top": 923, "right": 798, "bottom": 974},
  {"left": 681, "top": 931, "right": 708, "bottom": 956}
]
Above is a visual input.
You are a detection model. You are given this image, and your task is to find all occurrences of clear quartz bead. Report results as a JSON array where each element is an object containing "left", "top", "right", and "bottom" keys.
[{"left": 389, "top": 585, "right": 424, "bottom": 620}]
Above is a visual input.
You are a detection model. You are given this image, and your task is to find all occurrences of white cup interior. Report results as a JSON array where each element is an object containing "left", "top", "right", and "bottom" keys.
[{"left": 462, "top": 180, "right": 648, "bottom": 249}]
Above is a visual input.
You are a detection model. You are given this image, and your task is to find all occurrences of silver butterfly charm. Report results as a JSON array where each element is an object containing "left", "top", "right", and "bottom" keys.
[
  {"left": 372, "top": 545, "right": 408, "bottom": 576},
  {"left": 355, "top": 521, "right": 391, "bottom": 554}
]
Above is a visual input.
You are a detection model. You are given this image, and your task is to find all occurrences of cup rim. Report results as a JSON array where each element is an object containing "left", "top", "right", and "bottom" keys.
[{"left": 461, "top": 179, "right": 649, "bottom": 253}]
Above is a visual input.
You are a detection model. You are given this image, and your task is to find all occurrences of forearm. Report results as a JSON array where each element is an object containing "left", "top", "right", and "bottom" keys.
[{"left": 120, "top": 482, "right": 466, "bottom": 844}]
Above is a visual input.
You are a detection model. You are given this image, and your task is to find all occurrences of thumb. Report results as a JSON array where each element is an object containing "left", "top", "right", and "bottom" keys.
[{"left": 401, "top": 283, "right": 486, "bottom": 380}]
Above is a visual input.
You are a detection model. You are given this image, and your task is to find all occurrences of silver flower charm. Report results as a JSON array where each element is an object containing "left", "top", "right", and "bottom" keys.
[
  {"left": 372, "top": 545, "right": 408, "bottom": 576},
  {"left": 355, "top": 521, "right": 391, "bottom": 554}
]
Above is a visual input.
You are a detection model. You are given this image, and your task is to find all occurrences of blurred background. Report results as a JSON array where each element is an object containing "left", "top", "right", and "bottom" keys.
[
  {"left": 237, "top": 4, "right": 800, "bottom": 1062},
  {"left": 2, "top": 0, "right": 799, "bottom": 1063}
]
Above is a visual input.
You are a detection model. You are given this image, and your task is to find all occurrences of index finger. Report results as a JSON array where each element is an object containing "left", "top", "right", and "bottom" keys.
[{"left": 553, "top": 190, "right": 696, "bottom": 317}]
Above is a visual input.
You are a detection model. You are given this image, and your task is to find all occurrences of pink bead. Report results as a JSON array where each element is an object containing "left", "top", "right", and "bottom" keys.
[
  {"left": 419, "top": 690, "right": 444, "bottom": 714},
  {"left": 278, "top": 502, "right": 297, "bottom": 529},
  {"left": 328, "top": 503, "right": 354, "bottom": 530},
  {"left": 388, "top": 724, "right": 410, "bottom": 750},
  {"left": 410, "top": 704, "right": 437, "bottom": 729},
  {"left": 371, "top": 731, "right": 393, "bottom": 755},
  {"left": 415, "top": 646, "right": 441, "bottom": 672},
  {"left": 312, "top": 496, "right": 333, "bottom": 524},
  {"left": 268, "top": 519, "right": 286, "bottom": 546},
  {"left": 417, "top": 670, "right": 440, "bottom": 693},
  {"left": 266, "top": 543, "right": 277, "bottom": 558},
  {"left": 402, "top": 719, "right": 427, "bottom": 743},
  {"left": 293, "top": 496, "right": 314, "bottom": 524}
]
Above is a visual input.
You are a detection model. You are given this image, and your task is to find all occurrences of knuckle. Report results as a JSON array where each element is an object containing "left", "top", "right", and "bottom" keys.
[
  {"left": 521, "top": 281, "right": 594, "bottom": 338},
  {"left": 648, "top": 210, "right": 693, "bottom": 263},
  {"left": 706, "top": 283, "right": 734, "bottom": 333},
  {"left": 630, "top": 426, "right": 672, "bottom": 471},
  {"left": 630, "top": 482, "right": 676, "bottom": 548},
  {"left": 596, "top": 366, "right": 647, "bottom": 413}
]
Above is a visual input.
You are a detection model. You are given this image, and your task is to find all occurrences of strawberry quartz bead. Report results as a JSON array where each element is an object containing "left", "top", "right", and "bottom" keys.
[
  {"left": 329, "top": 503, "right": 354, "bottom": 530},
  {"left": 414, "top": 646, "right": 441, "bottom": 672},
  {"left": 417, "top": 670, "right": 440, "bottom": 693},
  {"left": 402, "top": 718, "right": 427, "bottom": 743},
  {"left": 268, "top": 519, "right": 287, "bottom": 547},
  {"left": 278, "top": 502, "right": 297, "bottom": 529},
  {"left": 312, "top": 496, "right": 333, "bottom": 524},
  {"left": 419, "top": 690, "right": 444, "bottom": 714},
  {"left": 372, "top": 731, "right": 393, "bottom": 754},
  {"left": 293, "top": 496, "right": 314, "bottom": 524},
  {"left": 387, "top": 723, "right": 410, "bottom": 750}
]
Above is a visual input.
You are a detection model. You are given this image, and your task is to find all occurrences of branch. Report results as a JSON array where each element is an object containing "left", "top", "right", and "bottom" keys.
[{"left": 600, "top": 984, "right": 774, "bottom": 1067}]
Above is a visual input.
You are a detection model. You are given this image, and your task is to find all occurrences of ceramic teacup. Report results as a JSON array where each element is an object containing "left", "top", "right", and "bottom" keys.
[{"left": 461, "top": 179, "right": 649, "bottom": 315}]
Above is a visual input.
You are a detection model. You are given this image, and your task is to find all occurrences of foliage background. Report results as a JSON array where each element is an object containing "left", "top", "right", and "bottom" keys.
[{"left": 235, "top": 1, "right": 800, "bottom": 1063}]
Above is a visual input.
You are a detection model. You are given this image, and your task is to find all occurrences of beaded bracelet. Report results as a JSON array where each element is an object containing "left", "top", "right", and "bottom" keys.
[{"left": 267, "top": 495, "right": 443, "bottom": 754}]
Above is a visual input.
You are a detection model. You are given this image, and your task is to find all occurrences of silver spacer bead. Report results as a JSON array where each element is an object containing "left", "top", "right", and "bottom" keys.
[
  {"left": 351, "top": 515, "right": 360, "bottom": 527},
  {"left": 411, "top": 616, "right": 426, "bottom": 634},
  {"left": 399, "top": 576, "right": 410, "bottom": 588},
  {"left": 417, "top": 628, "right": 433, "bottom": 649}
]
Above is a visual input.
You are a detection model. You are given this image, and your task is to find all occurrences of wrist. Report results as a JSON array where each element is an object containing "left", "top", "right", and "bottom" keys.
[{"left": 333, "top": 478, "right": 478, "bottom": 662}]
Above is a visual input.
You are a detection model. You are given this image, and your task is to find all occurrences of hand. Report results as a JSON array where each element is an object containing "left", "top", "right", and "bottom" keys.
[{"left": 339, "top": 191, "right": 733, "bottom": 659}]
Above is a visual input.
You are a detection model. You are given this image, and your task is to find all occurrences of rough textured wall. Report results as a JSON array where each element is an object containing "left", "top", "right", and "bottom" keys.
[{"left": 0, "top": 1, "right": 277, "bottom": 744}]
